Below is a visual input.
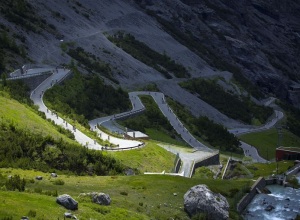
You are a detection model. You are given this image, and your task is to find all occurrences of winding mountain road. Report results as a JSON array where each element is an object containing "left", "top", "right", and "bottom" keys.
[
  {"left": 10, "top": 67, "right": 284, "bottom": 163},
  {"left": 30, "top": 68, "right": 102, "bottom": 150}
]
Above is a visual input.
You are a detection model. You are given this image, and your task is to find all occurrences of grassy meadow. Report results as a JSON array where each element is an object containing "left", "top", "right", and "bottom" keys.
[
  {"left": 0, "top": 92, "right": 75, "bottom": 144},
  {"left": 107, "top": 142, "right": 176, "bottom": 173},
  {"left": 240, "top": 128, "right": 300, "bottom": 160},
  {"left": 0, "top": 168, "right": 251, "bottom": 220}
]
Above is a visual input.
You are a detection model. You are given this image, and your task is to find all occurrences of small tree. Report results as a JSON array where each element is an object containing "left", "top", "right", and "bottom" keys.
[
  {"left": 5, "top": 175, "right": 26, "bottom": 192},
  {"left": 1, "top": 73, "right": 7, "bottom": 87}
]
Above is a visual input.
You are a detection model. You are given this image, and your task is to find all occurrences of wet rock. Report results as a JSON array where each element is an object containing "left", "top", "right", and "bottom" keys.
[
  {"left": 264, "top": 205, "right": 275, "bottom": 212},
  {"left": 56, "top": 194, "right": 78, "bottom": 210},
  {"left": 184, "top": 184, "right": 229, "bottom": 219},
  {"left": 262, "top": 187, "right": 271, "bottom": 194}
]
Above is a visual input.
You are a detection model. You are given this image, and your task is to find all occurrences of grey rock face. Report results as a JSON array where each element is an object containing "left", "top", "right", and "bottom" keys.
[
  {"left": 184, "top": 184, "right": 229, "bottom": 219},
  {"left": 56, "top": 194, "right": 78, "bottom": 210},
  {"left": 92, "top": 193, "right": 111, "bottom": 206}
]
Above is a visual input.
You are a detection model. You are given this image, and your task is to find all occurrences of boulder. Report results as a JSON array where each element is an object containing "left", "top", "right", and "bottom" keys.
[
  {"left": 56, "top": 194, "right": 78, "bottom": 210},
  {"left": 184, "top": 184, "right": 229, "bottom": 219},
  {"left": 51, "top": 173, "right": 58, "bottom": 177},
  {"left": 35, "top": 176, "right": 43, "bottom": 180},
  {"left": 92, "top": 193, "right": 111, "bottom": 205},
  {"left": 124, "top": 169, "right": 135, "bottom": 176}
]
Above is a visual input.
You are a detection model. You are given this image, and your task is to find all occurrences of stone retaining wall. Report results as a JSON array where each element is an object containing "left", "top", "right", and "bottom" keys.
[
  {"left": 286, "top": 163, "right": 300, "bottom": 178},
  {"left": 236, "top": 177, "right": 266, "bottom": 213},
  {"left": 174, "top": 157, "right": 182, "bottom": 173},
  {"left": 192, "top": 152, "right": 220, "bottom": 174},
  {"left": 20, "top": 73, "right": 52, "bottom": 91}
]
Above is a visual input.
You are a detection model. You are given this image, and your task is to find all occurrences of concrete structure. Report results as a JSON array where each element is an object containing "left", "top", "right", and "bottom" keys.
[
  {"left": 124, "top": 131, "right": 149, "bottom": 140},
  {"left": 190, "top": 152, "right": 220, "bottom": 177},
  {"left": 285, "top": 163, "right": 300, "bottom": 178},
  {"left": 237, "top": 177, "right": 266, "bottom": 213},
  {"left": 276, "top": 147, "right": 300, "bottom": 161}
]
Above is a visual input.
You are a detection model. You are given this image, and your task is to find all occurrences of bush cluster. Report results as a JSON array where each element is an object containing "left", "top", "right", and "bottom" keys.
[
  {"left": 5, "top": 175, "right": 26, "bottom": 192},
  {"left": 44, "top": 70, "right": 130, "bottom": 126},
  {"left": 180, "top": 78, "right": 272, "bottom": 124},
  {"left": 120, "top": 96, "right": 176, "bottom": 137},
  {"left": 167, "top": 97, "right": 242, "bottom": 153},
  {"left": 108, "top": 32, "right": 190, "bottom": 79},
  {"left": 66, "top": 47, "right": 117, "bottom": 83},
  {"left": 279, "top": 101, "right": 300, "bottom": 136},
  {"left": 0, "top": 121, "right": 125, "bottom": 175},
  {"left": 0, "top": 0, "right": 58, "bottom": 34}
]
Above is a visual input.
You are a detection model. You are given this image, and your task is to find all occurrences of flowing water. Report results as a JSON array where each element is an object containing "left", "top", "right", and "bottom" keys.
[{"left": 244, "top": 177, "right": 300, "bottom": 220}]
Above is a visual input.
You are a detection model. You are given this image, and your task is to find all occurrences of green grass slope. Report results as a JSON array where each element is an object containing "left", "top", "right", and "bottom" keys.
[
  {"left": 0, "top": 92, "right": 75, "bottom": 143},
  {"left": 108, "top": 142, "right": 176, "bottom": 173},
  {"left": 0, "top": 168, "right": 251, "bottom": 220},
  {"left": 0, "top": 91, "right": 175, "bottom": 175},
  {"left": 240, "top": 128, "right": 300, "bottom": 160}
]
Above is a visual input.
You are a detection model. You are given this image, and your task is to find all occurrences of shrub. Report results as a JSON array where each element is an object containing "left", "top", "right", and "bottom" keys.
[
  {"left": 120, "top": 191, "right": 128, "bottom": 196},
  {"left": 34, "top": 187, "right": 42, "bottom": 194},
  {"left": 53, "top": 179, "right": 65, "bottom": 185},
  {"left": 93, "top": 206, "right": 110, "bottom": 215},
  {"left": 5, "top": 175, "right": 26, "bottom": 192},
  {"left": 108, "top": 32, "right": 190, "bottom": 79},
  {"left": 0, "top": 216, "right": 13, "bottom": 220},
  {"left": 27, "top": 210, "right": 36, "bottom": 217}
]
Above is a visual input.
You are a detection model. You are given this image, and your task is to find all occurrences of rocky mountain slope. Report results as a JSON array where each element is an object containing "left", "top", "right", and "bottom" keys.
[
  {"left": 0, "top": 0, "right": 299, "bottom": 127},
  {"left": 135, "top": 0, "right": 300, "bottom": 102}
]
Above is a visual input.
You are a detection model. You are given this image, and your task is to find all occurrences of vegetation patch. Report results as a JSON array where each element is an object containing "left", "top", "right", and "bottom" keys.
[
  {"left": 0, "top": 0, "right": 59, "bottom": 35},
  {"left": 0, "top": 91, "right": 75, "bottom": 143},
  {"left": 0, "top": 168, "right": 251, "bottom": 219},
  {"left": 118, "top": 95, "right": 185, "bottom": 145},
  {"left": 0, "top": 120, "right": 124, "bottom": 175},
  {"left": 240, "top": 128, "right": 300, "bottom": 160},
  {"left": 65, "top": 45, "right": 117, "bottom": 83},
  {"left": 192, "top": 166, "right": 214, "bottom": 179},
  {"left": 107, "top": 32, "right": 190, "bottom": 79},
  {"left": 278, "top": 101, "right": 300, "bottom": 137},
  {"left": 246, "top": 161, "right": 294, "bottom": 178},
  {"left": 109, "top": 142, "right": 176, "bottom": 173},
  {"left": 44, "top": 68, "right": 130, "bottom": 126},
  {"left": 167, "top": 97, "right": 242, "bottom": 154},
  {"left": 180, "top": 78, "right": 273, "bottom": 124},
  {"left": 224, "top": 161, "right": 253, "bottom": 179}
]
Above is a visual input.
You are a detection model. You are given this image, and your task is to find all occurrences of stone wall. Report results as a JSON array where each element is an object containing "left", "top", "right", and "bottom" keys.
[
  {"left": 285, "top": 163, "right": 300, "bottom": 178},
  {"left": 236, "top": 177, "right": 266, "bottom": 213},
  {"left": 174, "top": 157, "right": 182, "bottom": 173},
  {"left": 192, "top": 152, "right": 220, "bottom": 175},
  {"left": 20, "top": 73, "right": 52, "bottom": 91}
]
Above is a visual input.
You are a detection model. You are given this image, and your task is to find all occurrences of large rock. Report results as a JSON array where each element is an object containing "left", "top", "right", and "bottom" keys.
[
  {"left": 184, "top": 185, "right": 229, "bottom": 219},
  {"left": 92, "top": 193, "right": 111, "bottom": 206},
  {"left": 56, "top": 194, "right": 78, "bottom": 210}
]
